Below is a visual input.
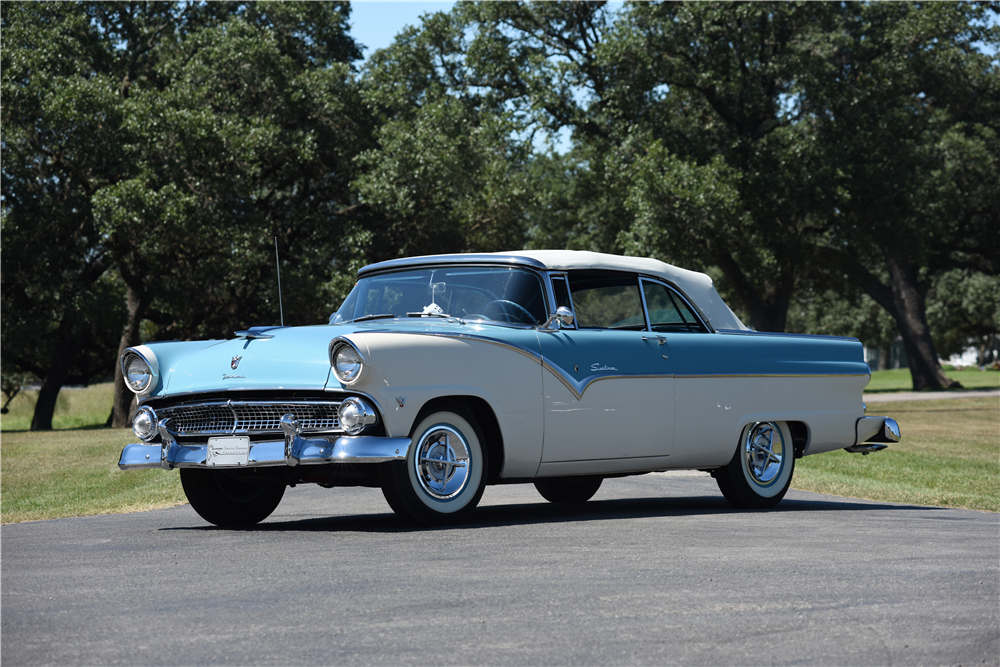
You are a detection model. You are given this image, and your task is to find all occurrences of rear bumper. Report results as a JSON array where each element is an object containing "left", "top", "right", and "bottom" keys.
[
  {"left": 119, "top": 418, "right": 410, "bottom": 471},
  {"left": 846, "top": 416, "right": 900, "bottom": 454}
]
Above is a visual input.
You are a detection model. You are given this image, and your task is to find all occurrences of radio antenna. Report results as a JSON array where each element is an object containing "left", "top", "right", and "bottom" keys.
[{"left": 274, "top": 236, "right": 284, "bottom": 326}]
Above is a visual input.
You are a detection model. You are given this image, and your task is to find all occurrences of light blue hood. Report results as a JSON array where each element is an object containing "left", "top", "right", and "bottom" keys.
[{"left": 157, "top": 325, "right": 340, "bottom": 395}]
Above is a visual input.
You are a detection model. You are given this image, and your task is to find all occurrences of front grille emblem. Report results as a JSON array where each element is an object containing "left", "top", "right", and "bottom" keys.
[{"left": 231, "top": 355, "right": 243, "bottom": 370}]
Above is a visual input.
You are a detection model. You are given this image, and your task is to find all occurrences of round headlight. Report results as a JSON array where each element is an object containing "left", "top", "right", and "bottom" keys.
[
  {"left": 332, "top": 344, "right": 364, "bottom": 384},
  {"left": 338, "top": 397, "right": 376, "bottom": 435},
  {"left": 124, "top": 354, "right": 153, "bottom": 393},
  {"left": 132, "top": 406, "right": 158, "bottom": 441}
]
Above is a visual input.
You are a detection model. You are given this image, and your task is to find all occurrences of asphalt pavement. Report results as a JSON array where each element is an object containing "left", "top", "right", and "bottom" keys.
[{"left": 2, "top": 473, "right": 998, "bottom": 666}]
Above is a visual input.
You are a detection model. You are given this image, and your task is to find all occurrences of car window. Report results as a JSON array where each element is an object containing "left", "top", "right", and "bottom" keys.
[
  {"left": 333, "top": 267, "right": 546, "bottom": 325},
  {"left": 568, "top": 273, "right": 645, "bottom": 329},
  {"left": 641, "top": 280, "right": 707, "bottom": 333}
]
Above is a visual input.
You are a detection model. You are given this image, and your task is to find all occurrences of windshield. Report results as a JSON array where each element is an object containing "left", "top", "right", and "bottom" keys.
[{"left": 332, "top": 266, "right": 547, "bottom": 326}]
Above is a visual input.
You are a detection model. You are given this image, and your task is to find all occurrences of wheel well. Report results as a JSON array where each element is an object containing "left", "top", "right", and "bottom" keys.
[
  {"left": 787, "top": 421, "right": 808, "bottom": 458},
  {"left": 409, "top": 396, "right": 504, "bottom": 483}
]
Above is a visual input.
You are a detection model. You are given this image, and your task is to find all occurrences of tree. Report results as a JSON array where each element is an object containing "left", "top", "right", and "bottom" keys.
[
  {"left": 809, "top": 2, "right": 999, "bottom": 389},
  {"left": 2, "top": 1, "right": 372, "bottom": 428},
  {"left": 2, "top": 1, "right": 124, "bottom": 429},
  {"left": 353, "top": 9, "right": 534, "bottom": 259}
]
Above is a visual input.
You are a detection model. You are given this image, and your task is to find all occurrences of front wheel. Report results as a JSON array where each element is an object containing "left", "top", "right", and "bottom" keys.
[
  {"left": 534, "top": 476, "right": 603, "bottom": 503},
  {"left": 380, "top": 407, "right": 488, "bottom": 526},
  {"left": 714, "top": 421, "right": 794, "bottom": 509},
  {"left": 180, "top": 468, "right": 285, "bottom": 526}
]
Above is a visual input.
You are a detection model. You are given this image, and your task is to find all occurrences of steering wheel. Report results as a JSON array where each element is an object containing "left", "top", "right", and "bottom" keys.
[{"left": 479, "top": 299, "right": 535, "bottom": 324}]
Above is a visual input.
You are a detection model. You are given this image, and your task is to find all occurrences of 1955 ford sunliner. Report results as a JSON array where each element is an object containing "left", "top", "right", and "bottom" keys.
[{"left": 118, "top": 250, "right": 900, "bottom": 526}]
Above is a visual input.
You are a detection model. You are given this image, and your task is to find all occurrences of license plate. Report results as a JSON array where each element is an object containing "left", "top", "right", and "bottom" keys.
[{"left": 206, "top": 436, "right": 250, "bottom": 467}]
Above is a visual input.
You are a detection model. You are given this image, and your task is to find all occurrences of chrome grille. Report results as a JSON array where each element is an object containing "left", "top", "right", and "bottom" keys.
[{"left": 157, "top": 400, "right": 342, "bottom": 436}]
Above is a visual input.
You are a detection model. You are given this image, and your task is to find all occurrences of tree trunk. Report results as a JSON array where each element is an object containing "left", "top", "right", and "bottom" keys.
[
  {"left": 110, "top": 283, "right": 149, "bottom": 428},
  {"left": 30, "top": 318, "right": 77, "bottom": 431},
  {"left": 882, "top": 256, "right": 960, "bottom": 391}
]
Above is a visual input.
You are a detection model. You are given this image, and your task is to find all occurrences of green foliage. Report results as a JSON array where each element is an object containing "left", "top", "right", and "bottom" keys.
[
  {"left": 355, "top": 7, "right": 534, "bottom": 259},
  {"left": 926, "top": 271, "right": 1000, "bottom": 363}
]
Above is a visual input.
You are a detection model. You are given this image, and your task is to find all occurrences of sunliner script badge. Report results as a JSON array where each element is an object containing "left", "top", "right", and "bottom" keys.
[{"left": 591, "top": 363, "right": 619, "bottom": 371}]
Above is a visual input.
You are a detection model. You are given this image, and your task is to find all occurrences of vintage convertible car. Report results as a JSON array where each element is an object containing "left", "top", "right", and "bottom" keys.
[{"left": 118, "top": 250, "right": 899, "bottom": 526}]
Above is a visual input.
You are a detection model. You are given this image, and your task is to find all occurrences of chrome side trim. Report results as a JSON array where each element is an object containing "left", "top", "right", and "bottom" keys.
[
  {"left": 540, "top": 362, "right": 674, "bottom": 401},
  {"left": 677, "top": 373, "right": 870, "bottom": 379},
  {"left": 716, "top": 329, "right": 860, "bottom": 341},
  {"left": 118, "top": 435, "right": 411, "bottom": 470},
  {"left": 354, "top": 329, "right": 869, "bottom": 400}
]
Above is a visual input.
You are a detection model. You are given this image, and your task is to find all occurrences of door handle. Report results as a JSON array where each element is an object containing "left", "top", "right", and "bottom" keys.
[{"left": 641, "top": 335, "right": 667, "bottom": 345}]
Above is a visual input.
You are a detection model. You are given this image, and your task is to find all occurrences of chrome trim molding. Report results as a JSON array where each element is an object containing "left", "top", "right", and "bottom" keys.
[
  {"left": 676, "top": 373, "right": 871, "bottom": 379},
  {"left": 716, "top": 329, "right": 860, "bottom": 341},
  {"left": 118, "top": 433, "right": 411, "bottom": 470},
  {"left": 356, "top": 329, "right": 868, "bottom": 400}
]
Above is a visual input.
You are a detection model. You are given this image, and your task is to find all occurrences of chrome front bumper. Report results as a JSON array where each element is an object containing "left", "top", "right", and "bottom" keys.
[{"left": 119, "top": 415, "right": 410, "bottom": 470}]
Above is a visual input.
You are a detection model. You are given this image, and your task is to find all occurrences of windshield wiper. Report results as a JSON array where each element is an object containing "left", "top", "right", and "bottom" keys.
[
  {"left": 351, "top": 313, "right": 395, "bottom": 322},
  {"left": 407, "top": 312, "right": 451, "bottom": 318}
]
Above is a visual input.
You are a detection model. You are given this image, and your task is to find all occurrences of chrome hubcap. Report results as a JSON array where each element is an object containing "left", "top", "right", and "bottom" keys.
[
  {"left": 744, "top": 422, "right": 784, "bottom": 486},
  {"left": 414, "top": 426, "right": 471, "bottom": 500}
]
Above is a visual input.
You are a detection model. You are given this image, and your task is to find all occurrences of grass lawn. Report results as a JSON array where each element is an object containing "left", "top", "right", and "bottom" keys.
[
  {"left": 1, "top": 383, "right": 186, "bottom": 523},
  {"left": 794, "top": 396, "right": 999, "bottom": 512},
  {"left": 1, "top": 380, "right": 997, "bottom": 523},
  {"left": 866, "top": 367, "right": 1000, "bottom": 392}
]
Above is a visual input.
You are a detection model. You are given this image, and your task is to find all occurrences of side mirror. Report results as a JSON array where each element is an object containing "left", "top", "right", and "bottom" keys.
[{"left": 541, "top": 306, "right": 575, "bottom": 330}]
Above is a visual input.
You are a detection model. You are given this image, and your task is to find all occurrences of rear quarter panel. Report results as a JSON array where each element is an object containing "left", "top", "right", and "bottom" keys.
[{"left": 667, "top": 332, "right": 870, "bottom": 466}]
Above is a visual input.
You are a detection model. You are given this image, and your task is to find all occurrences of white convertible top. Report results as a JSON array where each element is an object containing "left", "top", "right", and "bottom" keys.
[
  {"left": 359, "top": 249, "right": 748, "bottom": 331},
  {"left": 504, "top": 250, "right": 747, "bottom": 331}
]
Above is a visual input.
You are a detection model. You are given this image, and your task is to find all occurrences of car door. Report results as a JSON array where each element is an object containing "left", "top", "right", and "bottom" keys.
[{"left": 537, "top": 272, "right": 675, "bottom": 466}]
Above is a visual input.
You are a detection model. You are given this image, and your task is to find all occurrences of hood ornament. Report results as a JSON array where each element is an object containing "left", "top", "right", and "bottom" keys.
[{"left": 231, "top": 356, "right": 243, "bottom": 370}]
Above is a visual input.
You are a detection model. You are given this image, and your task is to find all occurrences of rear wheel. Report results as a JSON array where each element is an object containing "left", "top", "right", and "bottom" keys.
[
  {"left": 534, "top": 476, "right": 603, "bottom": 503},
  {"left": 380, "top": 407, "right": 487, "bottom": 526},
  {"left": 714, "top": 421, "right": 794, "bottom": 509},
  {"left": 180, "top": 468, "right": 285, "bottom": 526}
]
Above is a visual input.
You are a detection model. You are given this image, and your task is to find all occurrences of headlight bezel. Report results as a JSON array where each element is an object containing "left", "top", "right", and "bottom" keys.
[
  {"left": 132, "top": 406, "right": 158, "bottom": 441},
  {"left": 338, "top": 396, "right": 377, "bottom": 435},
  {"left": 329, "top": 338, "right": 366, "bottom": 385},
  {"left": 121, "top": 347, "right": 159, "bottom": 396}
]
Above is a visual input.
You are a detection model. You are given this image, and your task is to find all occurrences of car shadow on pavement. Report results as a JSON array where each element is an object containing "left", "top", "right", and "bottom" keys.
[{"left": 161, "top": 494, "right": 942, "bottom": 534}]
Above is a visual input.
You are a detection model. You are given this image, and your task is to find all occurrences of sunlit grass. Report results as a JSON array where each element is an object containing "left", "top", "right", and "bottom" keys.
[
  {"left": 1, "top": 427, "right": 186, "bottom": 524},
  {"left": 1, "top": 382, "right": 115, "bottom": 431},
  {"left": 794, "top": 397, "right": 1000, "bottom": 512},
  {"left": 866, "top": 367, "right": 1000, "bottom": 392}
]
